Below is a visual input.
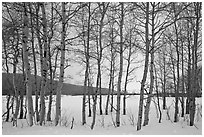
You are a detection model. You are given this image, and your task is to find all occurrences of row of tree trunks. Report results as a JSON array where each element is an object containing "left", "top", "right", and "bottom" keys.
[
  {"left": 3, "top": 22, "right": 12, "bottom": 122},
  {"left": 2, "top": 2, "right": 201, "bottom": 130},
  {"left": 91, "top": 2, "right": 109, "bottom": 129}
]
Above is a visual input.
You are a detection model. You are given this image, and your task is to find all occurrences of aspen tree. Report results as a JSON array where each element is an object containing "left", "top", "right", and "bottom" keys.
[
  {"left": 143, "top": 2, "right": 155, "bottom": 126},
  {"left": 173, "top": 3, "right": 179, "bottom": 123},
  {"left": 55, "top": 2, "right": 66, "bottom": 126},
  {"left": 29, "top": 3, "right": 40, "bottom": 122},
  {"left": 116, "top": 2, "right": 124, "bottom": 127},
  {"left": 82, "top": 2, "right": 91, "bottom": 125},
  {"left": 189, "top": 2, "right": 201, "bottom": 126},
  {"left": 105, "top": 24, "right": 114, "bottom": 115},
  {"left": 47, "top": 2, "right": 54, "bottom": 122},
  {"left": 12, "top": 29, "right": 20, "bottom": 126},
  {"left": 137, "top": 2, "right": 149, "bottom": 131},
  {"left": 22, "top": 2, "right": 34, "bottom": 126},
  {"left": 39, "top": 2, "right": 49, "bottom": 126}
]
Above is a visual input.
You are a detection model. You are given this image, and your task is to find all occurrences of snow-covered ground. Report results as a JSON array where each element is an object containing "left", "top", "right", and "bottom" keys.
[{"left": 2, "top": 95, "right": 202, "bottom": 135}]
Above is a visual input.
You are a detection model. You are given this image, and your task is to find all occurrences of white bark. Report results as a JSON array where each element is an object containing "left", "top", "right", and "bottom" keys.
[
  {"left": 39, "top": 3, "right": 48, "bottom": 126},
  {"left": 116, "top": 2, "right": 124, "bottom": 127},
  {"left": 137, "top": 2, "right": 149, "bottom": 131},
  {"left": 55, "top": 2, "right": 66, "bottom": 126},
  {"left": 22, "top": 2, "right": 34, "bottom": 126}
]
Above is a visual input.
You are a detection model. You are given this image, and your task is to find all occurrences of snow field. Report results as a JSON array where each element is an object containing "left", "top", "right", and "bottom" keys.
[{"left": 2, "top": 95, "right": 202, "bottom": 135}]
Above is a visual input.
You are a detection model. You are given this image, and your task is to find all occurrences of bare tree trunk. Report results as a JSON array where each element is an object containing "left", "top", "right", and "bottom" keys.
[
  {"left": 39, "top": 3, "right": 49, "bottom": 125},
  {"left": 19, "top": 59, "right": 25, "bottom": 119},
  {"left": 55, "top": 2, "right": 66, "bottom": 126},
  {"left": 98, "top": 2, "right": 109, "bottom": 116},
  {"left": 29, "top": 3, "right": 40, "bottom": 122},
  {"left": 123, "top": 34, "right": 132, "bottom": 115},
  {"left": 143, "top": 2, "right": 155, "bottom": 126},
  {"left": 22, "top": 2, "right": 34, "bottom": 126},
  {"left": 91, "top": 66, "right": 100, "bottom": 130},
  {"left": 181, "top": 39, "right": 185, "bottom": 118},
  {"left": 170, "top": 43, "right": 178, "bottom": 123},
  {"left": 111, "top": 65, "right": 115, "bottom": 113},
  {"left": 12, "top": 32, "right": 20, "bottom": 127},
  {"left": 162, "top": 46, "right": 166, "bottom": 110},
  {"left": 154, "top": 65, "right": 162, "bottom": 123},
  {"left": 98, "top": 66, "right": 102, "bottom": 115},
  {"left": 110, "top": 14, "right": 116, "bottom": 113},
  {"left": 82, "top": 60, "right": 89, "bottom": 124},
  {"left": 174, "top": 39, "right": 179, "bottom": 123},
  {"left": 116, "top": 2, "right": 124, "bottom": 127},
  {"left": 6, "top": 95, "right": 11, "bottom": 122},
  {"left": 172, "top": 3, "right": 179, "bottom": 123},
  {"left": 190, "top": 2, "right": 201, "bottom": 126},
  {"left": 186, "top": 20, "right": 192, "bottom": 115},
  {"left": 23, "top": 97, "right": 27, "bottom": 119},
  {"left": 35, "top": 4, "right": 42, "bottom": 122},
  {"left": 13, "top": 71, "right": 19, "bottom": 126},
  {"left": 91, "top": 25, "right": 101, "bottom": 129},
  {"left": 11, "top": 95, "right": 15, "bottom": 119},
  {"left": 82, "top": 2, "right": 91, "bottom": 125},
  {"left": 47, "top": 46, "right": 53, "bottom": 122},
  {"left": 137, "top": 2, "right": 149, "bottom": 131},
  {"left": 105, "top": 54, "right": 113, "bottom": 115},
  {"left": 106, "top": 20, "right": 115, "bottom": 115},
  {"left": 88, "top": 76, "right": 92, "bottom": 117},
  {"left": 47, "top": 3, "right": 54, "bottom": 122},
  {"left": 19, "top": 94, "right": 24, "bottom": 119},
  {"left": 190, "top": 36, "right": 196, "bottom": 126},
  {"left": 99, "top": 75, "right": 102, "bottom": 115}
]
